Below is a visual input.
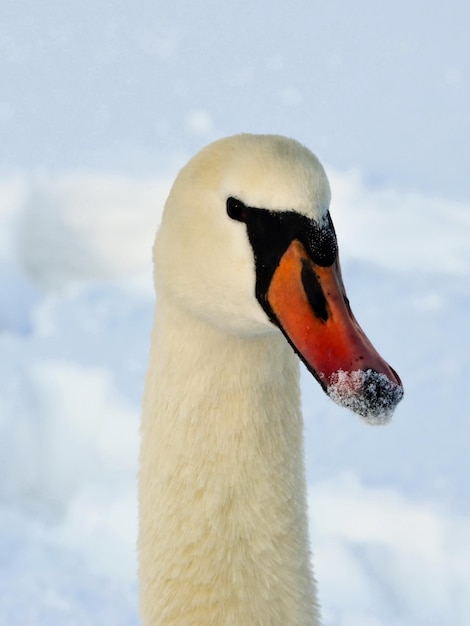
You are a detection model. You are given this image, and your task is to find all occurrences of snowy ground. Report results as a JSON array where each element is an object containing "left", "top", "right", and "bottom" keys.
[
  {"left": 2, "top": 2, "right": 470, "bottom": 623},
  {"left": 1, "top": 169, "right": 469, "bottom": 625}
]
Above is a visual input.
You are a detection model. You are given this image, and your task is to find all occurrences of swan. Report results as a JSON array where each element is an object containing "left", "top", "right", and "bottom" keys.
[{"left": 138, "top": 134, "right": 403, "bottom": 626}]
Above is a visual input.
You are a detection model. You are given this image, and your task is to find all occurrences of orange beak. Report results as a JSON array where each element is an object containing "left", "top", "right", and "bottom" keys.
[{"left": 267, "top": 240, "right": 403, "bottom": 423}]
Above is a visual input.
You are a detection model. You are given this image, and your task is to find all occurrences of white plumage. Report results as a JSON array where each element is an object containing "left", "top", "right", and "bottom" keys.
[{"left": 138, "top": 134, "right": 402, "bottom": 625}]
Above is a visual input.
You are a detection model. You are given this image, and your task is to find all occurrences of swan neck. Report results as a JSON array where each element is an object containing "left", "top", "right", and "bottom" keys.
[{"left": 139, "top": 299, "right": 320, "bottom": 625}]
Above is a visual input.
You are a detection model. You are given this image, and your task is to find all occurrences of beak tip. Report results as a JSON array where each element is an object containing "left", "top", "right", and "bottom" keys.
[{"left": 327, "top": 369, "right": 404, "bottom": 426}]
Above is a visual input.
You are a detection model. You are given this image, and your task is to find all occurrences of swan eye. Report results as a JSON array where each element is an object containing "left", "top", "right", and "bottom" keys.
[{"left": 226, "top": 197, "right": 247, "bottom": 222}]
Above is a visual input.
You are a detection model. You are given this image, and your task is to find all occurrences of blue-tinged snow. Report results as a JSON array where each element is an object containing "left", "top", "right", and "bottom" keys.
[
  {"left": 2, "top": 0, "right": 470, "bottom": 201},
  {"left": 0, "top": 170, "right": 469, "bottom": 625},
  {"left": 1, "top": 0, "right": 469, "bottom": 623}
]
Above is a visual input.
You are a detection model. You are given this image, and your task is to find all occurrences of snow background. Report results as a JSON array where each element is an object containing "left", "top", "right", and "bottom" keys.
[{"left": 1, "top": 1, "right": 469, "bottom": 624}]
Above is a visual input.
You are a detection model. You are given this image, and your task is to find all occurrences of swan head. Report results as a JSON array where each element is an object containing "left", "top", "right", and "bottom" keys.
[{"left": 155, "top": 134, "right": 403, "bottom": 424}]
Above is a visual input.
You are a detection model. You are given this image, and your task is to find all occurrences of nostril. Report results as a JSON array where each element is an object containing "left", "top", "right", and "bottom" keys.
[{"left": 300, "top": 259, "right": 329, "bottom": 322}]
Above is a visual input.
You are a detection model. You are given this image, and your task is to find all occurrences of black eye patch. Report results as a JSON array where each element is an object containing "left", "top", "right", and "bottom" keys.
[{"left": 226, "top": 196, "right": 337, "bottom": 268}]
